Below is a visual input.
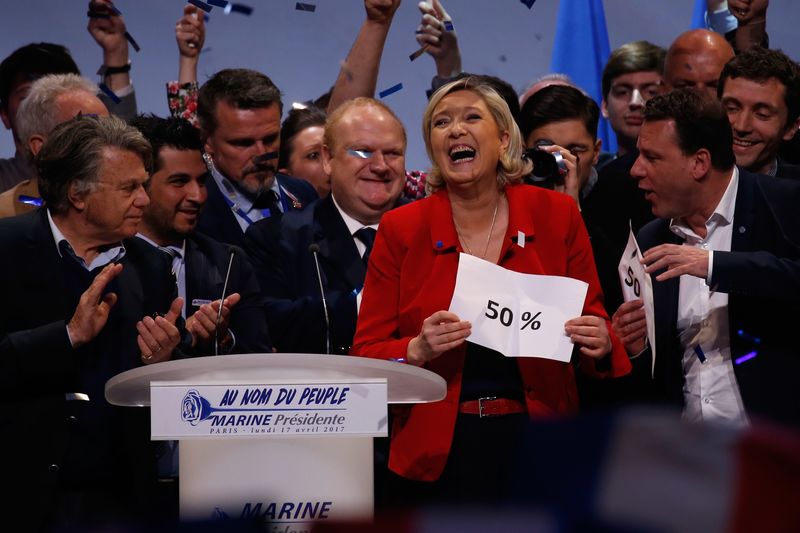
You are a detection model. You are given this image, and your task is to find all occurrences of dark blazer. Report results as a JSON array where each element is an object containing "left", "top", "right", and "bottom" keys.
[
  {"left": 244, "top": 194, "right": 368, "bottom": 355},
  {"left": 0, "top": 209, "right": 176, "bottom": 528},
  {"left": 583, "top": 150, "right": 655, "bottom": 315},
  {"left": 183, "top": 232, "right": 272, "bottom": 354},
  {"left": 636, "top": 169, "right": 800, "bottom": 427},
  {"left": 776, "top": 158, "right": 800, "bottom": 180},
  {"left": 197, "top": 172, "right": 318, "bottom": 248}
]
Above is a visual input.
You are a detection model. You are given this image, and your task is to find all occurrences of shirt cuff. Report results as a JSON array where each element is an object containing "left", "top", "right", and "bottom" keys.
[{"left": 114, "top": 83, "right": 134, "bottom": 97}]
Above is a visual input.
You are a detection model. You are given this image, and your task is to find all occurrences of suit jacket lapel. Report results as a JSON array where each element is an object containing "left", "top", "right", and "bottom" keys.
[
  {"left": 315, "top": 196, "right": 365, "bottom": 290},
  {"left": 184, "top": 237, "right": 223, "bottom": 311},
  {"left": 731, "top": 170, "right": 756, "bottom": 253},
  {"left": 651, "top": 222, "right": 682, "bottom": 384}
]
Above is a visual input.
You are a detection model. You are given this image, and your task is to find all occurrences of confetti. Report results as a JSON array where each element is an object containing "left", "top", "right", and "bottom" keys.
[
  {"left": 98, "top": 83, "right": 121, "bottom": 104},
  {"left": 296, "top": 2, "right": 316, "bottom": 12},
  {"left": 520, "top": 0, "right": 536, "bottom": 8},
  {"left": 225, "top": 3, "right": 253, "bottom": 15},
  {"left": 734, "top": 351, "right": 758, "bottom": 365},
  {"left": 348, "top": 149, "right": 372, "bottom": 159},
  {"left": 17, "top": 195, "right": 42, "bottom": 207},
  {"left": 443, "top": 20, "right": 454, "bottom": 31},
  {"left": 379, "top": 83, "right": 403, "bottom": 98},
  {"left": 409, "top": 45, "right": 428, "bottom": 61},
  {"left": 188, "top": 0, "right": 213, "bottom": 13},
  {"left": 124, "top": 31, "right": 140, "bottom": 52}
]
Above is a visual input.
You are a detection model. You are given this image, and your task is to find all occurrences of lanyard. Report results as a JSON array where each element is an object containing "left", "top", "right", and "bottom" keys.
[{"left": 219, "top": 182, "right": 289, "bottom": 226}]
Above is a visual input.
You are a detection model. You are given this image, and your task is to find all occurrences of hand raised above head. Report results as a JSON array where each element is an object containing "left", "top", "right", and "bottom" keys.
[
  {"left": 365, "top": 0, "right": 401, "bottom": 24},
  {"left": 176, "top": 3, "right": 206, "bottom": 59}
]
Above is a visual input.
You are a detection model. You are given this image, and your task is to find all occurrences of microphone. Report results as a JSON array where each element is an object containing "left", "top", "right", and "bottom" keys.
[
  {"left": 308, "top": 243, "right": 331, "bottom": 355},
  {"left": 215, "top": 248, "right": 236, "bottom": 356}
]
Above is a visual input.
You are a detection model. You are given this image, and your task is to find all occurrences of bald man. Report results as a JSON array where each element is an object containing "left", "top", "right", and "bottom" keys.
[{"left": 663, "top": 29, "right": 735, "bottom": 99}]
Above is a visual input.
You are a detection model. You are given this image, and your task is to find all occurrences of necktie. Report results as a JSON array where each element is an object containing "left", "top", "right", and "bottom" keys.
[
  {"left": 158, "top": 246, "right": 180, "bottom": 287},
  {"left": 354, "top": 227, "right": 377, "bottom": 267},
  {"left": 253, "top": 190, "right": 281, "bottom": 217}
]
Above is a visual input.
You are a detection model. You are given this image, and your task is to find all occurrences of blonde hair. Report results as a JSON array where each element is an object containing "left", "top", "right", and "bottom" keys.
[{"left": 422, "top": 77, "right": 532, "bottom": 193}]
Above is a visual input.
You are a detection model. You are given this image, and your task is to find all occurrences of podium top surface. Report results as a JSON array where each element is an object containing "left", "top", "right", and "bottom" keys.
[{"left": 106, "top": 353, "right": 446, "bottom": 407}]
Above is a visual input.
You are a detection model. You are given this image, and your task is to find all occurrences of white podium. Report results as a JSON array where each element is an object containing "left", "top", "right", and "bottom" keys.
[{"left": 105, "top": 353, "right": 445, "bottom": 525}]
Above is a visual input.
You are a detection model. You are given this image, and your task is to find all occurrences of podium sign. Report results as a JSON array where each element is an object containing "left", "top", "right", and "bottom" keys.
[
  {"left": 151, "top": 379, "right": 388, "bottom": 439},
  {"left": 105, "top": 353, "right": 447, "bottom": 525}
]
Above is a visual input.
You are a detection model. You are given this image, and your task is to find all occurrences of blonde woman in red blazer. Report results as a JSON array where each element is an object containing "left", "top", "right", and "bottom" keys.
[{"left": 352, "top": 77, "right": 631, "bottom": 503}]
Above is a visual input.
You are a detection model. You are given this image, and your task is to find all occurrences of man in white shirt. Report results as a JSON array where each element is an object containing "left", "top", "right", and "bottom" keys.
[{"left": 612, "top": 89, "right": 800, "bottom": 428}]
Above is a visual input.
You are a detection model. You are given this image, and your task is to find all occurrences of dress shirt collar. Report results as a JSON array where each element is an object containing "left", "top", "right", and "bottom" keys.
[
  {"left": 669, "top": 167, "right": 739, "bottom": 241},
  {"left": 47, "top": 209, "right": 126, "bottom": 270},
  {"left": 331, "top": 193, "right": 379, "bottom": 236}
]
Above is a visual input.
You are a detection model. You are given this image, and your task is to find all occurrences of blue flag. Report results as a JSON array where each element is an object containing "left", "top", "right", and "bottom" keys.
[
  {"left": 691, "top": 0, "right": 707, "bottom": 29},
  {"left": 550, "top": 0, "right": 615, "bottom": 154}
]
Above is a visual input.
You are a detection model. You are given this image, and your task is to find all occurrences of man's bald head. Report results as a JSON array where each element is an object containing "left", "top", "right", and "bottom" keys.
[{"left": 664, "top": 29, "right": 735, "bottom": 98}]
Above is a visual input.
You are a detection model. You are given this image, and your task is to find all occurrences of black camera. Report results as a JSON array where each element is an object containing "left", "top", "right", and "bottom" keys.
[{"left": 523, "top": 141, "right": 567, "bottom": 189}]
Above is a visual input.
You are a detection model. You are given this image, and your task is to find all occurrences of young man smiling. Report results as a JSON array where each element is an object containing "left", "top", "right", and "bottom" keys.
[{"left": 718, "top": 46, "right": 800, "bottom": 178}]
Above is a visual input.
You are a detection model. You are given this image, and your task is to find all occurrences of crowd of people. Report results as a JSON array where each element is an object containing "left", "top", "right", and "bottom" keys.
[{"left": 1, "top": 0, "right": 799, "bottom": 530}]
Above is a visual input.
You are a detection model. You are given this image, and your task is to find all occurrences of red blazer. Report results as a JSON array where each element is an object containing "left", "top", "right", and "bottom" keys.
[{"left": 351, "top": 184, "right": 631, "bottom": 481}]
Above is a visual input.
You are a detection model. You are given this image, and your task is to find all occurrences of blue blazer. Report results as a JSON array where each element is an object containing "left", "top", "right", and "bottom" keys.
[
  {"left": 636, "top": 169, "right": 800, "bottom": 427},
  {"left": 197, "top": 172, "right": 318, "bottom": 248}
]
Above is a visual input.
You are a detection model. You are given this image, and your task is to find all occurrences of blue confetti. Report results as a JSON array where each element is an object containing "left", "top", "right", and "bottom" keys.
[
  {"left": 443, "top": 20, "right": 454, "bottom": 31},
  {"left": 520, "top": 0, "right": 536, "bottom": 8},
  {"left": 734, "top": 351, "right": 758, "bottom": 365},
  {"left": 17, "top": 195, "right": 42, "bottom": 207},
  {"left": 296, "top": 2, "right": 316, "bottom": 12},
  {"left": 224, "top": 2, "right": 253, "bottom": 15},
  {"left": 98, "top": 83, "right": 121, "bottom": 104},
  {"left": 188, "top": 0, "right": 213, "bottom": 13},
  {"left": 693, "top": 345, "right": 706, "bottom": 364},
  {"left": 436, "top": 240, "right": 443, "bottom": 248},
  {"left": 124, "top": 31, "right": 141, "bottom": 52},
  {"left": 379, "top": 83, "right": 403, "bottom": 98}
]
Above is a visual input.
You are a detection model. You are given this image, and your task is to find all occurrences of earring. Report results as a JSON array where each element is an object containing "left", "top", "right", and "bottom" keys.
[{"left": 202, "top": 151, "right": 214, "bottom": 171}]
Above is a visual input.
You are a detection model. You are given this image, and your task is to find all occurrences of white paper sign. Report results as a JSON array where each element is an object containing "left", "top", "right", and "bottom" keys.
[
  {"left": 618, "top": 226, "right": 657, "bottom": 375},
  {"left": 151, "top": 380, "right": 387, "bottom": 439},
  {"left": 449, "top": 253, "right": 588, "bottom": 361}
]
